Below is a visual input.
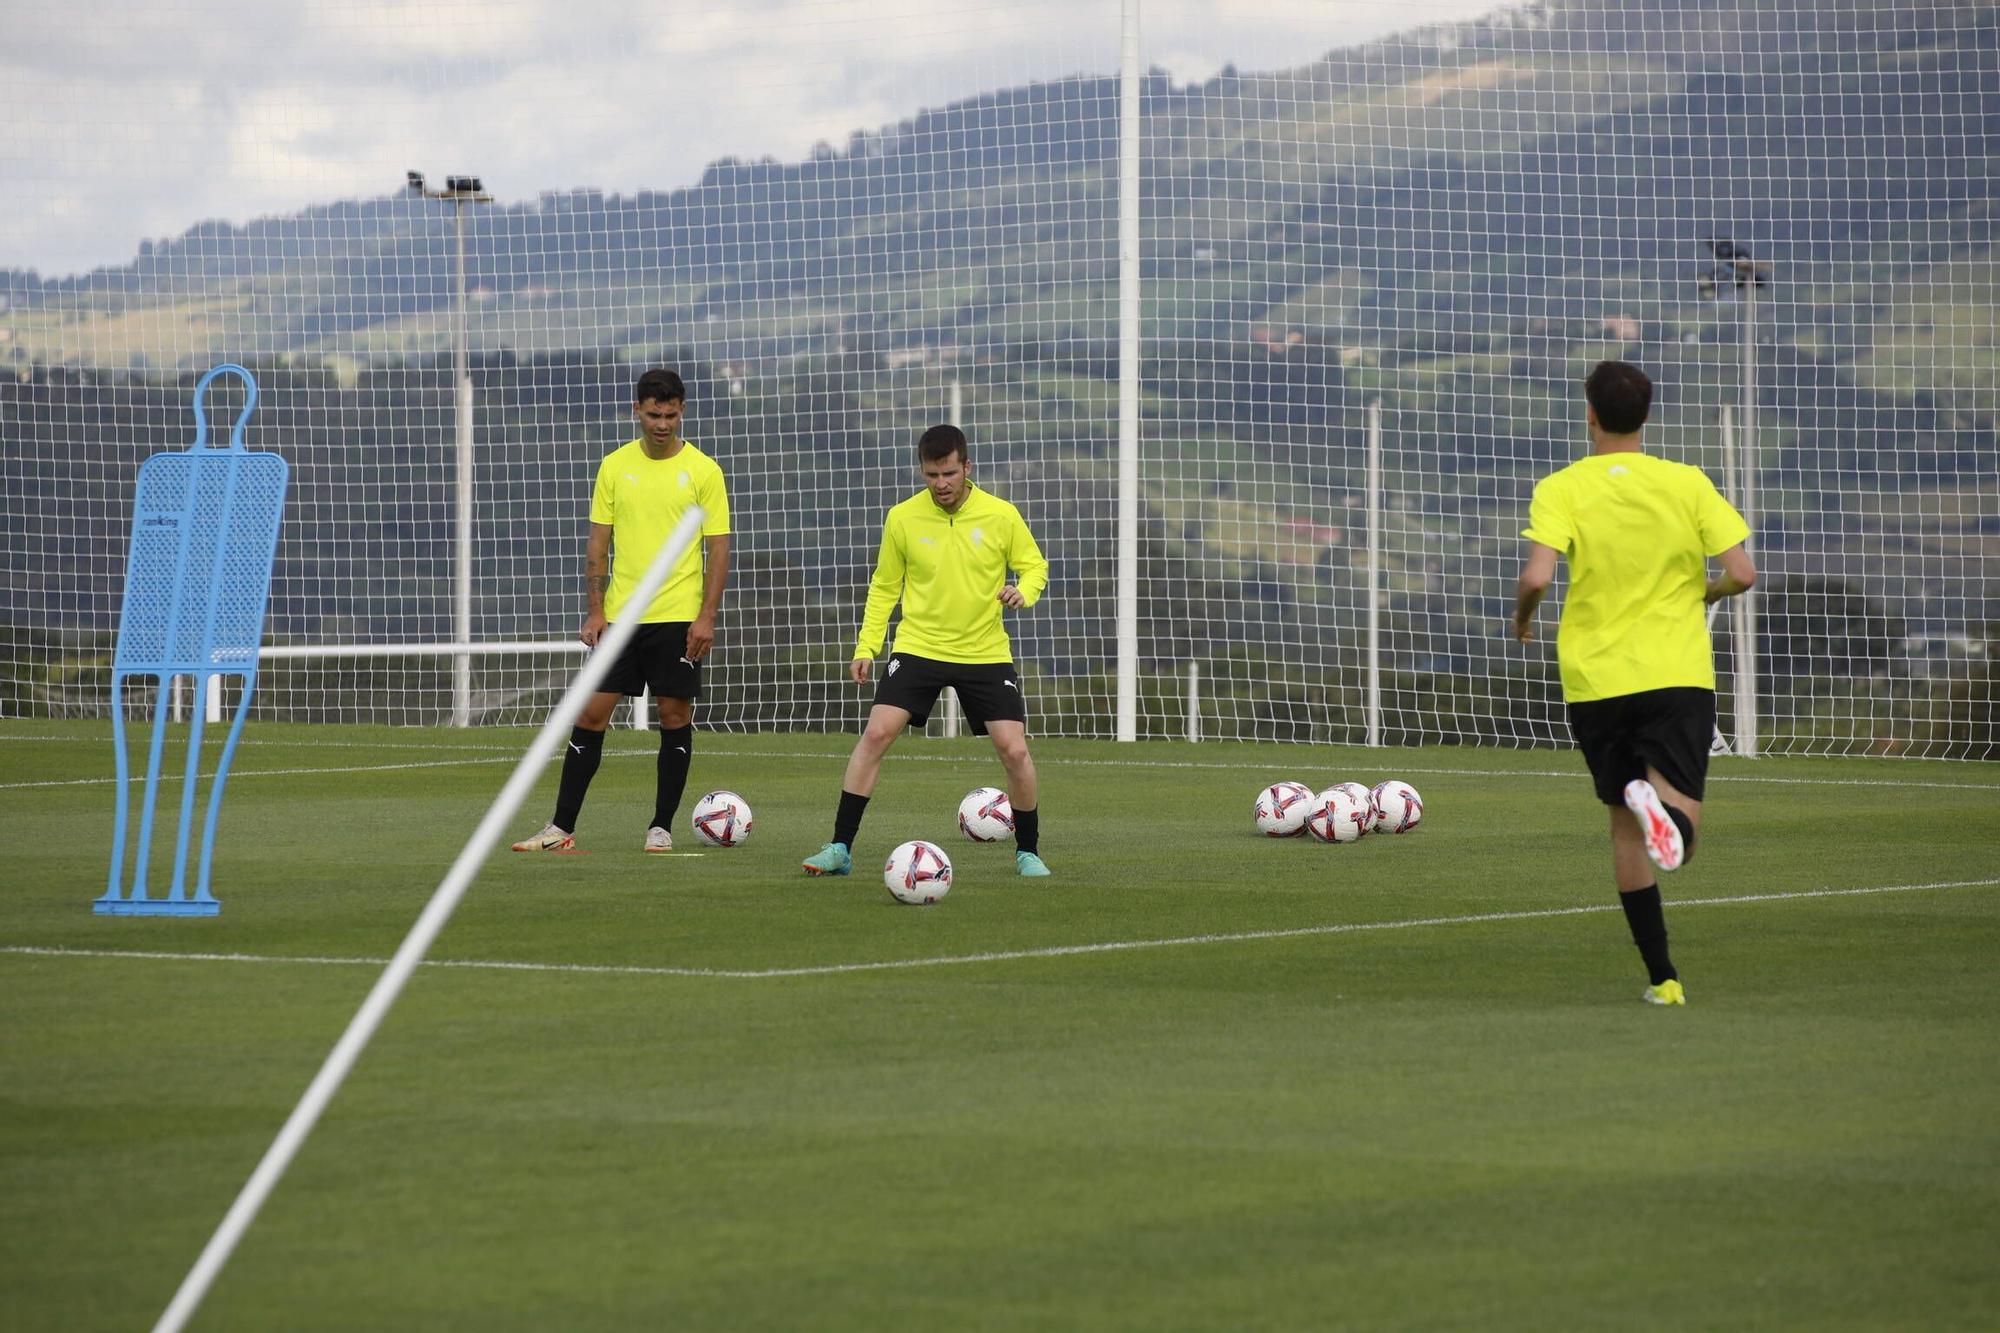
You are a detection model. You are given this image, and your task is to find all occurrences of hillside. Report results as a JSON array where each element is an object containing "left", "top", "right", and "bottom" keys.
[{"left": 2, "top": 0, "right": 1995, "bottom": 751}]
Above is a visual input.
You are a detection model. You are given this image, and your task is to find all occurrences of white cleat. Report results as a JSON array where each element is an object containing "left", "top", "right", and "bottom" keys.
[
  {"left": 644, "top": 826, "right": 674, "bottom": 853},
  {"left": 1623, "top": 780, "right": 1685, "bottom": 873},
  {"left": 510, "top": 823, "right": 574, "bottom": 853}
]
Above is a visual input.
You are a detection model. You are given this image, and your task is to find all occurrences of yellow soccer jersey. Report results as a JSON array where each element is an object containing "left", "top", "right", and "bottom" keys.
[
  {"left": 589, "top": 439, "right": 730, "bottom": 623},
  {"left": 854, "top": 482, "right": 1049, "bottom": 664},
  {"left": 1523, "top": 451, "right": 1749, "bottom": 702}
]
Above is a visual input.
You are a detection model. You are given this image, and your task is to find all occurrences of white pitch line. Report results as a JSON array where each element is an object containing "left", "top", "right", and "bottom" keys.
[{"left": 5, "top": 876, "right": 1993, "bottom": 982}]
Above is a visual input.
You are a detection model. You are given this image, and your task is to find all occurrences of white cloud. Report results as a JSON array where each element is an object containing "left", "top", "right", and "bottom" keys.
[{"left": 0, "top": 0, "right": 1504, "bottom": 276}]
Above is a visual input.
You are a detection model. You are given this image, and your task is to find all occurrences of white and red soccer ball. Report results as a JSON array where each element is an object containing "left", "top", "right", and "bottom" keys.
[
  {"left": 1306, "top": 786, "right": 1372, "bottom": 844},
  {"left": 884, "top": 839, "right": 954, "bottom": 904},
  {"left": 1368, "top": 780, "right": 1424, "bottom": 834},
  {"left": 1253, "top": 781, "right": 1316, "bottom": 837},
  {"left": 690, "top": 790, "right": 753, "bottom": 847},
  {"left": 957, "top": 786, "right": 1015, "bottom": 842},
  {"left": 1324, "top": 781, "right": 1372, "bottom": 810}
]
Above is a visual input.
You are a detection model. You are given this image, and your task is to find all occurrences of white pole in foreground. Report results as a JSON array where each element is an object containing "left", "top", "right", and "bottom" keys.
[
  {"left": 151, "top": 508, "right": 707, "bottom": 1333},
  {"left": 1186, "top": 661, "right": 1200, "bottom": 743}
]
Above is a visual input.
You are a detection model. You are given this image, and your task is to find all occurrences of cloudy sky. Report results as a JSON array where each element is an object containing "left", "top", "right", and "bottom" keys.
[{"left": 1, "top": 0, "right": 1504, "bottom": 277}]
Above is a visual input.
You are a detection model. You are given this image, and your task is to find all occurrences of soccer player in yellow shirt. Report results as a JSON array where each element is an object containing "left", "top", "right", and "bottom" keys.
[
  {"left": 511, "top": 367, "right": 731, "bottom": 854},
  {"left": 1513, "top": 361, "right": 1757, "bottom": 1005},
  {"left": 803, "top": 424, "right": 1053, "bottom": 878}
]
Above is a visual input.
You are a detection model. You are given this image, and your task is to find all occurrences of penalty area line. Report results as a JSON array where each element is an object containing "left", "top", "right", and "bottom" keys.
[{"left": 5, "top": 876, "right": 1994, "bottom": 982}]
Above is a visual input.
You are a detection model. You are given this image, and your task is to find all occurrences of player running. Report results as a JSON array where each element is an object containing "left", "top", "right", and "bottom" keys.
[
  {"left": 1513, "top": 360, "right": 1757, "bottom": 1006},
  {"left": 803, "top": 424, "right": 1053, "bottom": 878},
  {"left": 510, "top": 367, "right": 731, "bottom": 855}
]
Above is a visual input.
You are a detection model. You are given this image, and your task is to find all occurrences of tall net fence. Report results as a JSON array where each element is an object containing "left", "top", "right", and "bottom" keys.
[{"left": 2, "top": 0, "right": 1994, "bottom": 757}]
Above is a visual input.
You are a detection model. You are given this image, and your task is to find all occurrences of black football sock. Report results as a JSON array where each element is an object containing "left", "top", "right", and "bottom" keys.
[
  {"left": 1666, "top": 805, "right": 1697, "bottom": 865},
  {"left": 653, "top": 724, "right": 694, "bottom": 831},
  {"left": 833, "top": 790, "right": 869, "bottom": 850},
  {"left": 1619, "top": 884, "right": 1678, "bottom": 985},
  {"left": 1014, "top": 805, "right": 1040, "bottom": 855},
  {"left": 552, "top": 725, "right": 605, "bottom": 833}
]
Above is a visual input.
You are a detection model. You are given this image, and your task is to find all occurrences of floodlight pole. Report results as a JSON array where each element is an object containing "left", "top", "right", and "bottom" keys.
[
  {"left": 451, "top": 198, "right": 474, "bottom": 728},
  {"left": 1735, "top": 273, "right": 1759, "bottom": 757},
  {"left": 409, "top": 172, "right": 493, "bottom": 727},
  {"left": 1700, "top": 236, "right": 1763, "bottom": 757}
]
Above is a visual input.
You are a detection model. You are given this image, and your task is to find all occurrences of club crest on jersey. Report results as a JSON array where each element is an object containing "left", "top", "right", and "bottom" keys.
[
  {"left": 678, "top": 469, "right": 692, "bottom": 489},
  {"left": 971, "top": 526, "right": 985, "bottom": 546}
]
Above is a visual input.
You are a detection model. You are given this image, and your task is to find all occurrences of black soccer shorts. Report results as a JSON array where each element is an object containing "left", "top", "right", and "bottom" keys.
[
  {"left": 872, "top": 653, "right": 1026, "bottom": 736},
  {"left": 594, "top": 622, "right": 701, "bottom": 700},
  {"left": 1566, "top": 686, "right": 1715, "bottom": 805}
]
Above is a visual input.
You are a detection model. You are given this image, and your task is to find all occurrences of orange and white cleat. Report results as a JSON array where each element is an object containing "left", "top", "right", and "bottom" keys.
[
  {"left": 510, "top": 822, "right": 574, "bottom": 853},
  {"left": 1623, "top": 780, "right": 1685, "bottom": 873}
]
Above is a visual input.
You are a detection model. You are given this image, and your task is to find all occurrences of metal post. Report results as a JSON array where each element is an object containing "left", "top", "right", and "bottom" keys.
[
  {"left": 1186, "top": 660, "right": 1200, "bottom": 743},
  {"left": 1364, "top": 400, "right": 1383, "bottom": 748},
  {"left": 1737, "top": 282, "right": 1759, "bottom": 757},
  {"left": 206, "top": 672, "right": 222, "bottom": 724},
  {"left": 1719, "top": 404, "right": 1737, "bottom": 510},
  {"left": 944, "top": 372, "right": 964, "bottom": 741},
  {"left": 451, "top": 200, "right": 474, "bottom": 728},
  {"left": 1113, "top": 0, "right": 1141, "bottom": 742}
]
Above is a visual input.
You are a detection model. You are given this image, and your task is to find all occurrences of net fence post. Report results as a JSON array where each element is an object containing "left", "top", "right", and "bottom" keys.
[
  {"left": 1113, "top": 0, "right": 1140, "bottom": 743},
  {"left": 1365, "top": 400, "right": 1383, "bottom": 748},
  {"left": 1741, "top": 283, "right": 1760, "bottom": 757},
  {"left": 945, "top": 369, "right": 965, "bottom": 743}
]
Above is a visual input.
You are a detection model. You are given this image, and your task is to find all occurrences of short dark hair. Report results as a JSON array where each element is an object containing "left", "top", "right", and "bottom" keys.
[
  {"left": 634, "top": 367, "right": 685, "bottom": 405},
  {"left": 917, "top": 423, "right": 967, "bottom": 464},
  {"left": 1585, "top": 360, "right": 1652, "bottom": 435}
]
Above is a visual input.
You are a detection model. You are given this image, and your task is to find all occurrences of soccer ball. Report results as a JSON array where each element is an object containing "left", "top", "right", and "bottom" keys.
[
  {"left": 957, "top": 786, "right": 1015, "bottom": 842},
  {"left": 884, "top": 839, "right": 953, "bottom": 905},
  {"left": 689, "top": 790, "right": 753, "bottom": 847},
  {"left": 1305, "top": 786, "right": 1371, "bottom": 844},
  {"left": 1253, "top": 781, "right": 1316, "bottom": 837},
  {"left": 1325, "top": 780, "right": 1372, "bottom": 809},
  {"left": 1368, "top": 780, "right": 1424, "bottom": 834}
]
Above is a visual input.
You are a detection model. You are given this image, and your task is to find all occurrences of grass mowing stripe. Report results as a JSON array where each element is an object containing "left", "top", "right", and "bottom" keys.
[
  {"left": 8, "top": 875, "right": 1993, "bottom": 981},
  {"left": 10, "top": 743, "right": 2000, "bottom": 793},
  {"left": 0, "top": 757, "right": 521, "bottom": 789}
]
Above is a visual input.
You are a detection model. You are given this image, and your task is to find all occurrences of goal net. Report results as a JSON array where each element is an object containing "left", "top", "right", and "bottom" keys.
[{"left": 2, "top": 0, "right": 1993, "bottom": 758}]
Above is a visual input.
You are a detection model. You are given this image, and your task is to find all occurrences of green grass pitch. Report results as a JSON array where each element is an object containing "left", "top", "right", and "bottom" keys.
[{"left": 3, "top": 721, "right": 1998, "bottom": 1330}]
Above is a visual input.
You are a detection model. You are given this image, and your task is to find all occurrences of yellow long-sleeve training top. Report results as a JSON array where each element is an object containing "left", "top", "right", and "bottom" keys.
[{"left": 853, "top": 482, "right": 1049, "bottom": 664}]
